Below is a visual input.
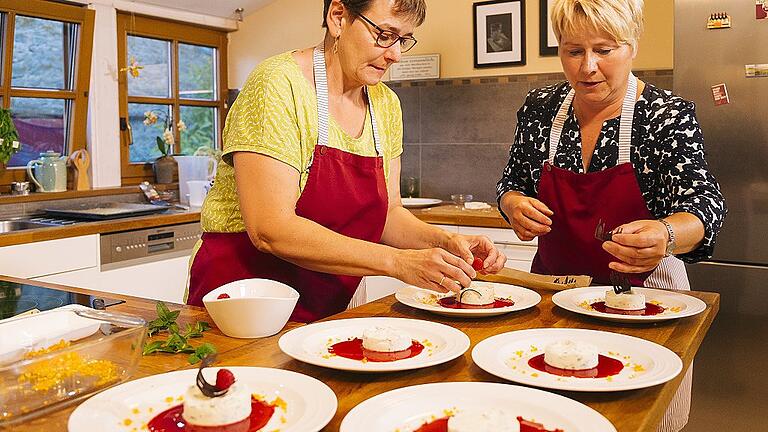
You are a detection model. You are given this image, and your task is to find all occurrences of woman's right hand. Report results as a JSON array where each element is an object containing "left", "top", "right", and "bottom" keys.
[
  {"left": 390, "top": 248, "right": 477, "bottom": 294},
  {"left": 500, "top": 192, "right": 554, "bottom": 241}
]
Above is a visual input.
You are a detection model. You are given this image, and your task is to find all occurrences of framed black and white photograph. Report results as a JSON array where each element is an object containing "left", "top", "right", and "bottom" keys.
[
  {"left": 473, "top": 0, "right": 526, "bottom": 68},
  {"left": 539, "top": 0, "right": 559, "bottom": 56}
]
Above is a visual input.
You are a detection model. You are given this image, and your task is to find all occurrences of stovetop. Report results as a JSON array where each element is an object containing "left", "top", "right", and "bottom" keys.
[{"left": 0, "top": 280, "right": 124, "bottom": 320}]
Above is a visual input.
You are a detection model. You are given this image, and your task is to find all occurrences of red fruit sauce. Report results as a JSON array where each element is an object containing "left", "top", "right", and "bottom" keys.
[
  {"left": 328, "top": 338, "right": 424, "bottom": 362},
  {"left": 437, "top": 296, "right": 515, "bottom": 309},
  {"left": 147, "top": 396, "right": 274, "bottom": 432},
  {"left": 528, "top": 353, "right": 624, "bottom": 378},
  {"left": 590, "top": 301, "right": 665, "bottom": 316},
  {"left": 415, "top": 415, "right": 563, "bottom": 432},
  {"left": 216, "top": 293, "right": 231, "bottom": 299}
]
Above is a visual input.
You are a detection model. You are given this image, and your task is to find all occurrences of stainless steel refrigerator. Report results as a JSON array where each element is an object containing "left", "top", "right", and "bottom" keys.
[{"left": 674, "top": 1, "right": 768, "bottom": 430}]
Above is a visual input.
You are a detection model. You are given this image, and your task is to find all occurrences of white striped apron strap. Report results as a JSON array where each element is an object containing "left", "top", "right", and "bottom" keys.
[
  {"left": 347, "top": 278, "right": 368, "bottom": 309},
  {"left": 309, "top": 43, "right": 382, "bottom": 172},
  {"left": 547, "top": 73, "right": 637, "bottom": 166},
  {"left": 547, "top": 89, "right": 575, "bottom": 164},
  {"left": 618, "top": 73, "right": 638, "bottom": 164},
  {"left": 645, "top": 256, "right": 690, "bottom": 291}
]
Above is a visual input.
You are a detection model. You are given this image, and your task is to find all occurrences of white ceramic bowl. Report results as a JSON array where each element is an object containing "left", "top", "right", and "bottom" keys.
[{"left": 202, "top": 279, "right": 300, "bottom": 338}]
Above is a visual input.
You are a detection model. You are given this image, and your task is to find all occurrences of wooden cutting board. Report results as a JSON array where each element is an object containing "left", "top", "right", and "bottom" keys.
[{"left": 477, "top": 267, "right": 592, "bottom": 291}]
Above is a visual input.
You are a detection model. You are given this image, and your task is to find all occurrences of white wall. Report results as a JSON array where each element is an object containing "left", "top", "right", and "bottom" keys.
[
  {"left": 69, "top": 0, "right": 237, "bottom": 187},
  {"left": 227, "top": 0, "right": 674, "bottom": 88}
]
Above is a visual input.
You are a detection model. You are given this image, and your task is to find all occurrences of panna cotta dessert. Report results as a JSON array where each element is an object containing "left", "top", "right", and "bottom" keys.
[
  {"left": 543, "top": 340, "right": 599, "bottom": 370},
  {"left": 605, "top": 288, "right": 646, "bottom": 311},
  {"left": 182, "top": 368, "right": 251, "bottom": 426},
  {"left": 447, "top": 408, "right": 519, "bottom": 432},
  {"left": 361, "top": 326, "right": 412, "bottom": 352},
  {"left": 457, "top": 281, "right": 495, "bottom": 305}
]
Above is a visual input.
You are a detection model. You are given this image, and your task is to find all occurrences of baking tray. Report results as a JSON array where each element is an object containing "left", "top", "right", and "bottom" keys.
[{"left": 44, "top": 202, "right": 170, "bottom": 220}]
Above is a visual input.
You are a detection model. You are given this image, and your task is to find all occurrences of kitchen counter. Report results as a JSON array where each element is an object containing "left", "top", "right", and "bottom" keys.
[
  {"left": 0, "top": 203, "right": 506, "bottom": 248},
  {"left": 4, "top": 275, "right": 720, "bottom": 432},
  {"left": 409, "top": 204, "right": 510, "bottom": 228},
  {"left": 0, "top": 209, "right": 201, "bottom": 247}
]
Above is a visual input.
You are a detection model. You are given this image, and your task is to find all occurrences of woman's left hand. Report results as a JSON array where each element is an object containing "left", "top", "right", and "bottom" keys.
[
  {"left": 602, "top": 220, "right": 668, "bottom": 273},
  {"left": 441, "top": 234, "right": 507, "bottom": 274}
]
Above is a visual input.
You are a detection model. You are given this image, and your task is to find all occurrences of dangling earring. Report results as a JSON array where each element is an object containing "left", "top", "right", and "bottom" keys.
[{"left": 333, "top": 33, "right": 340, "bottom": 54}]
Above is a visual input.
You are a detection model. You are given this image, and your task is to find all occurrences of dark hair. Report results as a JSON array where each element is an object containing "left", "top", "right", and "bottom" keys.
[{"left": 322, "top": 0, "right": 426, "bottom": 28}]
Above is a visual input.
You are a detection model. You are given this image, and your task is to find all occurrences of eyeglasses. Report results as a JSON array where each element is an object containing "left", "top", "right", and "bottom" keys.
[{"left": 357, "top": 13, "right": 418, "bottom": 53}]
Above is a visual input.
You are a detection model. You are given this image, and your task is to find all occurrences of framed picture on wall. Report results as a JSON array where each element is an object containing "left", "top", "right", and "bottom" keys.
[
  {"left": 473, "top": 0, "right": 526, "bottom": 68},
  {"left": 539, "top": 0, "right": 558, "bottom": 56}
]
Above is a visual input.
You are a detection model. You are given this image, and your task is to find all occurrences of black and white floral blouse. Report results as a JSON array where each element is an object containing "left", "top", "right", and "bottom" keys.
[{"left": 496, "top": 82, "right": 727, "bottom": 263}]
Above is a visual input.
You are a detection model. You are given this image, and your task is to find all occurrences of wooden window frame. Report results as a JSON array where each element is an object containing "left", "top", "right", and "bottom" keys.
[
  {"left": 0, "top": 0, "right": 94, "bottom": 187},
  {"left": 116, "top": 13, "right": 228, "bottom": 185}
]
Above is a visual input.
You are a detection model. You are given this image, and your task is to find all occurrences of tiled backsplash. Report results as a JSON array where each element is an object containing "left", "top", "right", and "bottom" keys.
[{"left": 390, "top": 70, "right": 674, "bottom": 203}]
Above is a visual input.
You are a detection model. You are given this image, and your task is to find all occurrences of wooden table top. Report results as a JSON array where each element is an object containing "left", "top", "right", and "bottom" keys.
[{"left": 5, "top": 276, "right": 719, "bottom": 432}]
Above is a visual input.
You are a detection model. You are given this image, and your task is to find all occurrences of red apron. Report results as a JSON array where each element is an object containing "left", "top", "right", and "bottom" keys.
[
  {"left": 531, "top": 74, "right": 688, "bottom": 289},
  {"left": 530, "top": 74, "right": 691, "bottom": 432},
  {"left": 187, "top": 44, "right": 389, "bottom": 322}
]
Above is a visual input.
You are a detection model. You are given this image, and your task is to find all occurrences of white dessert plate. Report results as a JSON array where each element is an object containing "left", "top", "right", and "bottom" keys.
[
  {"left": 472, "top": 328, "right": 682, "bottom": 392},
  {"left": 68, "top": 367, "right": 337, "bottom": 432},
  {"left": 278, "top": 317, "right": 470, "bottom": 373},
  {"left": 552, "top": 286, "right": 707, "bottom": 323},
  {"left": 401, "top": 197, "right": 442, "bottom": 208},
  {"left": 395, "top": 283, "right": 541, "bottom": 317},
  {"left": 340, "top": 381, "right": 615, "bottom": 432}
]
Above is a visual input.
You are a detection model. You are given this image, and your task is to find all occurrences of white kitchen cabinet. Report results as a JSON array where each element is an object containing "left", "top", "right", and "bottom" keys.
[
  {"left": 37, "top": 252, "right": 191, "bottom": 304},
  {"left": 0, "top": 235, "right": 99, "bottom": 279},
  {"left": 364, "top": 275, "right": 406, "bottom": 303},
  {"left": 456, "top": 226, "right": 538, "bottom": 272}
]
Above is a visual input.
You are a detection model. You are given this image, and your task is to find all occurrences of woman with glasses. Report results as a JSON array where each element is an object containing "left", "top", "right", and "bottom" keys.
[
  {"left": 186, "top": 0, "right": 506, "bottom": 322},
  {"left": 497, "top": 1, "right": 725, "bottom": 430}
]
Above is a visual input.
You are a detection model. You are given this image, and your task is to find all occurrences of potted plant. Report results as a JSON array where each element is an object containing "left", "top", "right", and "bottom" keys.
[
  {"left": 143, "top": 111, "right": 185, "bottom": 184},
  {"left": 0, "top": 108, "right": 21, "bottom": 175}
]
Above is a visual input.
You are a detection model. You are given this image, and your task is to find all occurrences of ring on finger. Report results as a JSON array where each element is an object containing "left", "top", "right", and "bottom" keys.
[{"left": 438, "top": 275, "right": 446, "bottom": 286}]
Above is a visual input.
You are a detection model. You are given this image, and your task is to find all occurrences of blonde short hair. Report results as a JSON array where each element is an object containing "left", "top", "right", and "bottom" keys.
[{"left": 551, "top": 0, "right": 644, "bottom": 49}]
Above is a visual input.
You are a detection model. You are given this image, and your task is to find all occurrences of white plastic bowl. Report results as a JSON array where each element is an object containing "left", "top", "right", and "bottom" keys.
[{"left": 202, "top": 279, "right": 299, "bottom": 338}]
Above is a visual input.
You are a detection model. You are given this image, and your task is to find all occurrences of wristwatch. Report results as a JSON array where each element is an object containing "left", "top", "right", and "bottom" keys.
[{"left": 658, "top": 218, "right": 676, "bottom": 257}]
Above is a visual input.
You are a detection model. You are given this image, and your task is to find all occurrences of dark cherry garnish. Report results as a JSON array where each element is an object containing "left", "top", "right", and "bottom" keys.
[{"left": 216, "top": 293, "right": 231, "bottom": 299}]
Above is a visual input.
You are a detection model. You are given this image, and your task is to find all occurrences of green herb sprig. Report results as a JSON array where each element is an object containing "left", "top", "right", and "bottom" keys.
[{"left": 142, "top": 301, "right": 216, "bottom": 364}]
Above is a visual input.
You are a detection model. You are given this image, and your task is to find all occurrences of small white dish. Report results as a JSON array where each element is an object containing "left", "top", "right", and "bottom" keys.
[
  {"left": 340, "top": 381, "right": 615, "bottom": 432},
  {"left": 395, "top": 283, "right": 541, "bottom": 317},
  {"left": 551, "top": 286, "right": 707, "bottom": 323},
  {"left": 472, "top": 328, "right": 683, "bottom": 392},
  {"left": 278, "top": 317, "right": 470, "bottom": 373},
  {"left": 69, "top": 366, "right": 336, "bottom": 432},
  {"left": 202, "top": 278, "right": 299, "bottom": 338},
  {"left": 401, "top": 197, "right": 442, "bottom": 208}
]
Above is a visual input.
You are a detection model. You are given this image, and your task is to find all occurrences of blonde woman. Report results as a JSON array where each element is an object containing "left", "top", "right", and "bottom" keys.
[
  {"left": 497, "top": 1, "right": 726, "bottom": 430},
  {"left": 187, "top": 0, "right": 506, "bottom": 322}
]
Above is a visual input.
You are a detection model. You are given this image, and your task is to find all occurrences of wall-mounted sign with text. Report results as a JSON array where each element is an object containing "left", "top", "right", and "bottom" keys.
[
  {"left": 745, "top": 64, "right": 768, "bottom": 77},
  {"left": 388, "top": 54, "right": 440, "bottom": 81}
]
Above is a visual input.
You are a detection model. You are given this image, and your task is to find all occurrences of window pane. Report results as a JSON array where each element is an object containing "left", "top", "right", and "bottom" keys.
[
  {"left": 179, "top": 106, "right": 216, "bottom": 155},
  {"left": 128, "top": 103, "right": 171, "bottom": 163},
  {"left": 179, "top": 44, "right": 216, "bottom": 100},
  {"left": 8, "top": 98, "right": 69, "bottom": 168},
  {"left": 12, "top": 16, "right": 77, "bottom": 90},
  {"left": 127, "top": 36, "right": 171, "bottom": 98}
]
